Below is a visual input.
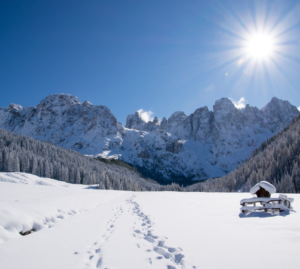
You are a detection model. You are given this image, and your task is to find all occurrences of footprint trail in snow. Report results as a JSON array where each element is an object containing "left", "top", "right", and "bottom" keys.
[
  {"left": 81, "top": 195, "right": 186, "bottom": 269},
  {"left": 128, "top": 196, "right": 185, "bottom": 269},
  {"left": 83, "top": 206, "right": 124, "bottom": 269}
]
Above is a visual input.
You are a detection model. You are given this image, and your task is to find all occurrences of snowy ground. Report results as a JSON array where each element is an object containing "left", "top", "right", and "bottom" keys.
[{"left": 0, "top": 173, "right": 299, "bottom": 269}]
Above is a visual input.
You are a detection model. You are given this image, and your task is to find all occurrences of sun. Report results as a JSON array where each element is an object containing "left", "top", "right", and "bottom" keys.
[{"left": 246, "top": 33, "right": 274, "bottom": 59}]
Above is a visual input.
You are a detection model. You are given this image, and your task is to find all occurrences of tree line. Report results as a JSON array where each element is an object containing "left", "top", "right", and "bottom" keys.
[{"left": 0, "top": 128, "right": 182, "bottom": 192}]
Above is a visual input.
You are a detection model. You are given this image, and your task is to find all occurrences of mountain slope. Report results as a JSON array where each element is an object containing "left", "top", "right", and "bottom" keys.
[
  {"left": 0, "top": 94, "right": 299, "bottom": 183},
  {"left": 186, "top": 114, "right": 300, "bottom": 193},
  {"left": 0, "top": 128, "right": 169, "bottom": 191}
]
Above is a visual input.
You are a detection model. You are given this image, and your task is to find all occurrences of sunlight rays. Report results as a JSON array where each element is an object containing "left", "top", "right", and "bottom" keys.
[{"left": 210, "top": 0, "right": 300, "bottom": 95}]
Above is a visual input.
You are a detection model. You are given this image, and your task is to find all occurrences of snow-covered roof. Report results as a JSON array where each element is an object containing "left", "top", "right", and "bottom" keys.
[{"left": 250, "top": 181, "right": 276, "bottom": 195}]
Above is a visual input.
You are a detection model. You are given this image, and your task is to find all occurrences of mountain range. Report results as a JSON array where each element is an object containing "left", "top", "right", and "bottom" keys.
[{"left": 0, "top": 94, "right": 299, "bottom": 183}]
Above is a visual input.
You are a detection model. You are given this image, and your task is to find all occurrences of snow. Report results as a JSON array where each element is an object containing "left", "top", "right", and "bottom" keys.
[
  {"left": 240, "top": 197, "right": 289, "bottom": 205},
  {"left": 0, "top": 172, "right": 300, "bottom": 269},
  {"left": 250, "top": 181, "right": 277, "bottom": 195},
  {"left": 279, "top": 194, "right": 294, "bottom": 203}
]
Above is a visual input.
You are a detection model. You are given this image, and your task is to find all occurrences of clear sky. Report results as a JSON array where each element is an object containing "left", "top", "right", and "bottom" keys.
[{"left": 1, "top": 0, "right": 300, "bottom": 125}]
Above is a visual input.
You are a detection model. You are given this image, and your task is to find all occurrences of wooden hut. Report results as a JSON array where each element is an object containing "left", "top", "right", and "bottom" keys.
[
  {"left": 255, "top": 187, "right": 271, "bottom": 197},
  {"left": 250, "top": 181, "right": 276, "bottom": 198}
]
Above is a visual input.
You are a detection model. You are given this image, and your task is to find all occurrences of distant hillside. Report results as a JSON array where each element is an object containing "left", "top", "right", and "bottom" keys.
[{"left": 186, "top": 114, "right": 300, "bottom": 193}]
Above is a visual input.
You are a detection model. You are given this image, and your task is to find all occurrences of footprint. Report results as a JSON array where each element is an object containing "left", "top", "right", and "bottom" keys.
[
  {"left": 158, "top": 241, "right": 165, "bottom": 247},
  {"left": 174, "top": 253, "right": 184, "bottom": 264},
  {"left": 144, "top": 236, "right": 155, "bottom": 243},
  {"left": 147, "top": 232, "right": 158, "bottom": 239},
  {"left": 153, "top": 247, "right": 172, "bottom": 259},
  {"left": 96, "top": 257, "right": 102, "bottom": 268}
]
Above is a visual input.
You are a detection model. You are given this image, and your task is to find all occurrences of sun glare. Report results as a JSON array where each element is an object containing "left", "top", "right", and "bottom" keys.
[
  {"left": 210, "top": 0, "right": 300, "bottom": 95},
  {"left": 247, "top": 33, "right": 274, "bottom": 59}
]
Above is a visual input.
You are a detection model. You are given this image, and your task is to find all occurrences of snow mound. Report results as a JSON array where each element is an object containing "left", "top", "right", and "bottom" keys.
[
  {"left": 0, "top": 172, "right": 70, "bottom": 187},
  {"left": 0, "top": 172, "right": 117, "bottom": 245},
  {"left": 250, "top": 181, "right": 276, "bottom": 195}
]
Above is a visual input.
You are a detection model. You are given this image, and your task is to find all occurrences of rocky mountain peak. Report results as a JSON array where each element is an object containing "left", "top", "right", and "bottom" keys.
[
  {"left": 168, "top": 111, "right": 186, "bottom": 124},
  {"left": 82, "top": 100, "right": 93, "bottom": 107},
  {"left": 39, "top": 93, "right": 80, "bottom": 107},
  {"left": 213, "top": 98, "right": 237, "bottom": 122},
  {"left": 153, "top": 116, "right": 159, "bottom": 124},
  {"left": 6, "top": 103, "right": 24, "bottom": 112},
  {"left": 261, "top": 96, "right": 298, "bottom": 114},
  {"left": 159, "top": 117, "right": 168, "bottom": 129},
  {"left": 125, "top": 112, "right": 146, "bottom": 130},
  {"left": 261, "top": 97, "right": 299, "bottom": 132},
  {"left": 126, "top": 111, "right": 160, "bottom": 131},
  {"left": 35, "top": 94, "right": 81, "bottom": 116},
  {"left": 213, "top": 98, "right": 236, "bottom": 112},
  {"left": 4, "top": 103, "right": 27, "bottom": 118}
]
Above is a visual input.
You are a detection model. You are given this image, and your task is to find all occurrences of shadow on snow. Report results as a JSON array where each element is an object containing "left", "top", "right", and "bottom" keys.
[{"left": 239, "top": 210, "right": 296, "bottom": 218}]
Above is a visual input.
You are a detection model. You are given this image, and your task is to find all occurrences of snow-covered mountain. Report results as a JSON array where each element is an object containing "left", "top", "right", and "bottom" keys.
[
  {"left": 0, "top": 94, "right": 123, "bottom": 153},
  {"left": 0, "top": 94, "right": 299, "bottom": 182}
]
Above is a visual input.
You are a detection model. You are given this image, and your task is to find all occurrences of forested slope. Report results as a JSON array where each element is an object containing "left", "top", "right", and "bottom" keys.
[
  {"left": 0, "top": 128, "right": 181, "bottom": 191},
  {"left": 4, "top": 110, "right": 300, "bottom": 194},
  {"left": 186, "top": 115, "right": 300, "bottom": 193}
]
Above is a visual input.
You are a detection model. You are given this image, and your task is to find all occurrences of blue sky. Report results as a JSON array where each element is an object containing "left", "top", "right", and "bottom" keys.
[{"left": 1, "top": 0, "right": 300, "bottom": 124}]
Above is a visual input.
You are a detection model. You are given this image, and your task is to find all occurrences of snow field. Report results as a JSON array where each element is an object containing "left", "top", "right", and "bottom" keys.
[
  {"left": 134, "top": 192, "right": 300, "bottom": 269},
  {"left": 0, "top": 173, "right": 125, "bottom": 245},
  {"left": 0, "top": 172, "right": 299, "bottom": 269}
]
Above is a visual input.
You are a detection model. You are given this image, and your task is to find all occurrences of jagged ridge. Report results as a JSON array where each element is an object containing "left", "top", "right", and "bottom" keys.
[{"left": 0, "top": 94, "right": 299, "bottom": 183}]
